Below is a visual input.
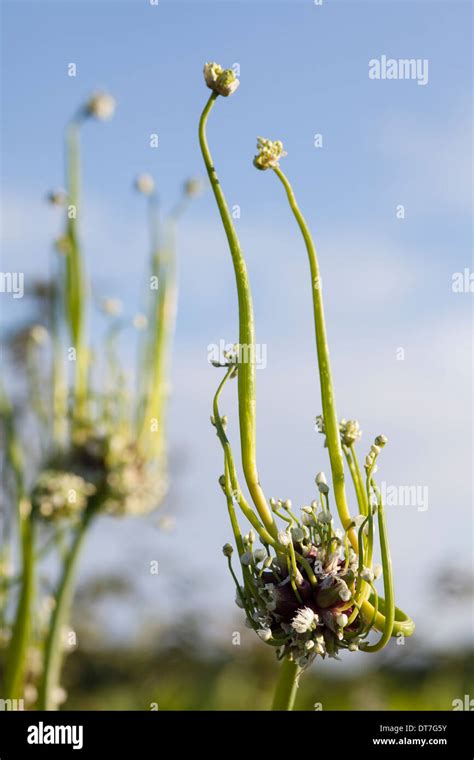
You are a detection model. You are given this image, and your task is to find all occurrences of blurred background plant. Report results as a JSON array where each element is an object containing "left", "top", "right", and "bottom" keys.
[{"left": 0, "top": 91, "right": 203, "bottom": 709}]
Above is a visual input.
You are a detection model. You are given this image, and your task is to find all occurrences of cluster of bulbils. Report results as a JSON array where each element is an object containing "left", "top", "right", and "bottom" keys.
[
  {"left": 203, "top": 62, "right": 240, "bottom": 97},
  {"left": 32, "top": 429, "right": 165, "bottom": 521},
  {"left": 222, "top": 427, "right": 387, "bottom": 670},
  {"left": 253, "top": 137, "right": 287, "bottom": 171}
]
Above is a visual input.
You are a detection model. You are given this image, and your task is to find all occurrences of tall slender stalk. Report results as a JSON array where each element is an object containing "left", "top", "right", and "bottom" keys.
[
  {"left": 64, "top": 120, "right": 88, "bottom": 426},
  {"left": 4, "top": 513, "right": 35, "bottom": 699},
  {"left": 273, "top": 166, "right": 356, "bottom": 549},
  {"left": 270, "top": 161, "right": 413, "bottom": 639},
  {"left": 2, "top": 391, "right": 36, "bottom": 700},
  {"left": 37, "top": 510, "right": 92, "bottom": 710},
  {"left": 199, "top": 92, "right": 276, "bottom": 538},
  {"left": 271, "top": 657, "right": 301, "bottom": 711}
]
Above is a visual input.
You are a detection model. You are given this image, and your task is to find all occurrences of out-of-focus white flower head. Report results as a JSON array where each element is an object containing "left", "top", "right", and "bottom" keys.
[
  {"left": 30, "top": 324, "right": 49, "bottom": 345},
  {"left": 132, "top": 313, "right": 148, "bottom": 330},
  {"left": 135, "top": 174, "right": 155, "bottom": 196},
  {"left": 184, "top": 177, "right": 205, "bottom": 198},
  {"left": 101, "top": 298, "right": 122, "bottom": 317},
  {"left": 86, "top": 91, "right": 116, "bottom": 121}
]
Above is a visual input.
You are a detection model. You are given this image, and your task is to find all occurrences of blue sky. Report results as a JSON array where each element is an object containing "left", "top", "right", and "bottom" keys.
[{"left": 1, "top": 0, "right": 472, "bottom": 664}]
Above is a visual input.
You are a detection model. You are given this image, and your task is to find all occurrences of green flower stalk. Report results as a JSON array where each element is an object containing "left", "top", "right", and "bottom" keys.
[
  {"left": 60, "top": 92, "right": 116, "bottom": 427},
  {"left": 199, "top": 65, "right": 414, "bottom": 711},
  {"left": 258, "top": 138, "right": 414, "bottom": 642},
  {"left": 1, "top": 391, "right": 35, "bottom": 700},
  {"left": 199, "top": 64, "right": 276, "bottom": 539}
]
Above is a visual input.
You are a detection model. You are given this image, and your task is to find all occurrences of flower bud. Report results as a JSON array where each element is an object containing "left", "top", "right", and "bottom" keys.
[
  {"left": 336, "top": 613, "right": 348, "bottom": 628},
  {"left": 222, "top": 543, "right": 233, "bottom": 557},
  {"left": 374, "top": 434, "right": 388, "bottom": 447},
  {"left": 291, "top": 527, "right": 305, "bottom": 543},
  {"left": 318, "top": 511, "right": 332, "bottom": 525},
  {"left": 315, "top": 471, "right": 327, "bottom": 486},
  {"left": 257, "top": 628, "right": 272, "bottom": 642}
]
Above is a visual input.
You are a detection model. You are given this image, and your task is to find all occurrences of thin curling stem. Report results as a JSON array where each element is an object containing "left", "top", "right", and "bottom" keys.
[
  {"left": 271, "top": 656, "right": 301, "bottom": 711},
  {"left": 272, "top": 166, "right": 355, "bottom": 550},
  {"left": 360, "top": 478, "right": 395, "bottom": 651},
  {"left": 199, "top": 93, "right": 276, "bottom": 539}
]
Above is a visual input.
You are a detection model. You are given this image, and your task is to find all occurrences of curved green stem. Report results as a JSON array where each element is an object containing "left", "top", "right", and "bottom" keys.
[
  {"left": 360, "top": 478, "right": 395, "bottom": 651},
  {"left": 199, "top": 93, "right": 276, "bottom": 539},
  {"left": 272, "top": 166, "right": 414, "bottom": 642},
  {"left": 37, "top": 512, "right": 92, "bottom": 710},
  {"left": 272, "top": 166, "right": 354, "bottom": 548},
  {"left": 271, "top": 657, "right": 301, "bottom": 710}
]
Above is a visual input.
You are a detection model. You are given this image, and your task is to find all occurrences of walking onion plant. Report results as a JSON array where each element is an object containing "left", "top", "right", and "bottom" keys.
[
  {"left": 199, "top": 63, "right": 415, "bottom": 711},
  {"left": 1, "top": 92, "right": 201, "bottom": 709}
]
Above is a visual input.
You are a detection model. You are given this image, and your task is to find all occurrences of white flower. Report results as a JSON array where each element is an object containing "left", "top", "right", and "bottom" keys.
[
  {"left": 253, "top": 137, "right": 287, "bottom": 171},
  {"left": 254, "top": 548, "right": 266, "bottom": 563},
  {"left": 278, "top": 530, "right": 291, "bottom": 547},
  {"left": 338, "top": 581, "right": 352, "bottom": 602},
  {"left": 360, "top": 567, "right": 374, "bottom": 583},
  {"left": 257, "top": 628, "right": 272, "bottom": 642},
  {"left": 135, "top": 174, "right": 155, "bottom": 195},
  {"left": 373, "top": 564, "right": 383, "bottom": 579},
  {"left": 291, "top": 606, "right": 318, "bottom": 634},
  {"left": 339, "top": 419, "right": 362, "bottom": 447},
  {"left": 203, "top": 62, "right": 223, "bottom": 88},
  {"left": 336, "top": 613, "right": 348, "bottom": 628},
  {"left": 86, "top": 91, "right": 116, "bottom": 121},
  {"left": 203, "top": 62, "right": 239, "bottom": 97}
]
